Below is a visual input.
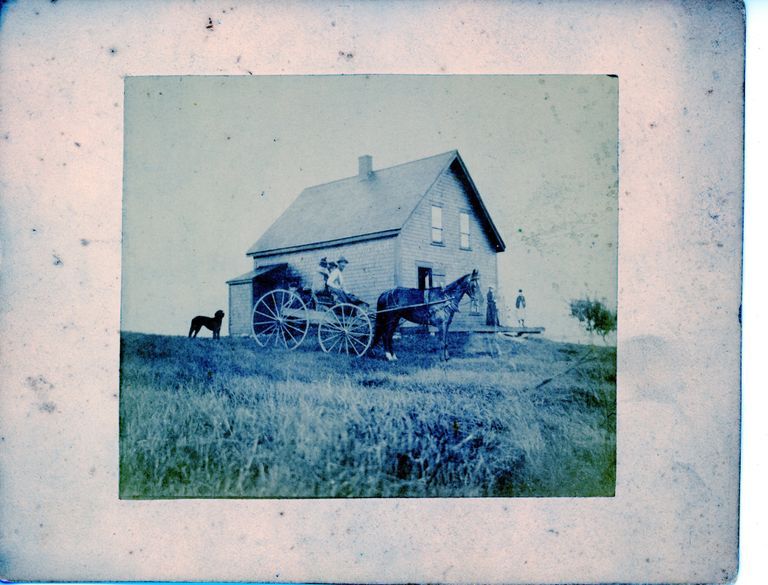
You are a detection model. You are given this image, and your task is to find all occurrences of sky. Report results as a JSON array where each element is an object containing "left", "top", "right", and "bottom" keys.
[{"left": 121, "top": 75, "right": 617, "bottom": 341}]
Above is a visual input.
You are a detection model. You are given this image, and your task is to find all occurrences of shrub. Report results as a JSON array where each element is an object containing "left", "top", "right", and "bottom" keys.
[{"left": 570, "top": 298, "right": 617, "bottom": 342}]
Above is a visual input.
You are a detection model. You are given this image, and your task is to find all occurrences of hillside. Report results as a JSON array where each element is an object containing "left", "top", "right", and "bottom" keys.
[{"left": 119, "top": 331, "right": 616, "bottom": 498}]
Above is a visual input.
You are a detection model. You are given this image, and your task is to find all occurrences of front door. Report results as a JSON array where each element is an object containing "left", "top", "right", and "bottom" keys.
[{"left": 418, "top": 266, "right": 433, "bottom": 290}]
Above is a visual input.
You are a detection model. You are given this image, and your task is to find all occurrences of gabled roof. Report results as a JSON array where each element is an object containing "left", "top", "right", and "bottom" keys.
[{"left": 247, "top": 150, "right": 505, "bottom": 257}]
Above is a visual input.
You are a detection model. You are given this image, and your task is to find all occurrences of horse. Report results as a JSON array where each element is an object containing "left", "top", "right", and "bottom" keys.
[{"left": 370, "top": 269, "right": 481, "bottom": 361}]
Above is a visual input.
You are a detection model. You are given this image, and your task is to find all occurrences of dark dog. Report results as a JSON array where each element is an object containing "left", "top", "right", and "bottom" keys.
[{"left": 188, "top": 310, "right": 225, "bottom": 339}]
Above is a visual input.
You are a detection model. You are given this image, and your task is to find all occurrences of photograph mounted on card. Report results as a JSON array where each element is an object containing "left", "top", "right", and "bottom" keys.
[
  {"left": 0, "top": 1, "right": 743, "bottom": 583},
  {"left": 119, "top": 74, "right": 618, "bottom": 499}
]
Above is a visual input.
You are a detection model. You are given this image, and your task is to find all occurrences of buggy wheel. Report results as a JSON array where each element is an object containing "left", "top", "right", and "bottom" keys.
[
  {"left": 251, "top": 289, "right": 309, "bottom": 350},
  {"left": 318, "top": 303, "right": 373, "bottom": 357}
]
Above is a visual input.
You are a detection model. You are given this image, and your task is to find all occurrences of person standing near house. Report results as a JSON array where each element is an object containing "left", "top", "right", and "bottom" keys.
[
  {"left": 515, "top": 289, "right": 527, "bottom": 327},
  {"left": 486, "top": 286, "right": 500, "bottom": 326}
]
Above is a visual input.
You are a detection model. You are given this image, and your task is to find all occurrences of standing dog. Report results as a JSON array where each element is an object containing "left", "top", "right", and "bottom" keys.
[{"left": 188, "top": 310, "right": 225, "bottom": 339}]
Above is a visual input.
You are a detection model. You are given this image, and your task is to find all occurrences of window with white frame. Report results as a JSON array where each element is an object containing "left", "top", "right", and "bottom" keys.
[
  {"left": 431, "top": 205, "right": 443, "bottom": 244},
  {"left": 460, "top": 212, "right": 470, "bottom": 249}
]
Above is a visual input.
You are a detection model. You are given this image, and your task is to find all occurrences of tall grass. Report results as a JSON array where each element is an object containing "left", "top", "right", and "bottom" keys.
[{"left": 119, "top": 332, "right": 615, "bottom": 498}]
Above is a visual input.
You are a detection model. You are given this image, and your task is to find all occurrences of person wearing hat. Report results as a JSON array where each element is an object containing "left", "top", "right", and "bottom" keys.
[
  {"left": 327, "top": 256, "right": 359, "bottom": 304},
  {"left": 316, "top": 257, "right": 332, "bottom": 290}
]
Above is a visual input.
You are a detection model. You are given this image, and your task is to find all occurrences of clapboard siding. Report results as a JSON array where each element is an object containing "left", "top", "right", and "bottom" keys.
[
  {"left": 250, "top": 237, "right": 396, "bottom": 306},
  {"left": 398, "top": 166, "right": 498, "bottom": 285},
  {"left": 228, "top": 282, "right": 252, "bottom": 336},
  {"left": 398, "top": 164, "right": 498, "bottom": 323}
]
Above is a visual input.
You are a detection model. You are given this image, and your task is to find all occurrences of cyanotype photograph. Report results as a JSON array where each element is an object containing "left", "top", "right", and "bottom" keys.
[
  {"left": 0, "top": 0, "right": 745, "bottom": 581},
  {"left": 119, "top": 75, "right": 618, "bottom": 499}
]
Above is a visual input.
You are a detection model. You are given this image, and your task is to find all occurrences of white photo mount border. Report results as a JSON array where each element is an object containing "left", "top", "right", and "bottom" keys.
[{"left": 0, "top": 1, "right": 743, "bottom": 583}]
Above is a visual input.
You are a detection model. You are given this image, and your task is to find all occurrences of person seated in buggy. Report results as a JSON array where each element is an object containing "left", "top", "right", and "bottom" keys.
[
  {"left": 326, "top": 256, "right": 367, "bottom": 307},
  {"left": 317, "top": 257, "right": 331, "bottom": 282}
]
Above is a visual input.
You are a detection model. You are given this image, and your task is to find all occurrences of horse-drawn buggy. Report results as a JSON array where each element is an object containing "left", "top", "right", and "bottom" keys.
[
  {"left": 250, "top": 263, "right": 481, "bottom": 360},
  {"left": 251, "top": 285, "right": 374, "bottom": 356}
]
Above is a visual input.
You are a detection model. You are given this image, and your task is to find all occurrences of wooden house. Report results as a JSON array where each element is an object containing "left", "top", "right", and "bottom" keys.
[{"left": 227, "top": 150, "right": 506, "bottom": 335}]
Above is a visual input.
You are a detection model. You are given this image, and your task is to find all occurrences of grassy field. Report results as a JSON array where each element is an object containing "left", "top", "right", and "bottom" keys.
[{"left": 119, "top": 331, "right": 616, "bottom": 498}]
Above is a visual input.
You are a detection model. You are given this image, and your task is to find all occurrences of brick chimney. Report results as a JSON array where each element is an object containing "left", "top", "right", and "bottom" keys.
[{"left": 358, "top": 154, "right": 373, "bottom": 178}]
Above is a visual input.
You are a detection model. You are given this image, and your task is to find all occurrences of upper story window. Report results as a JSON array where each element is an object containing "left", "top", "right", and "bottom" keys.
[
  {"left": 431, "top": 205, "right": 443, "bottom": 244},
  {"left": 460, "top": 212, "right": 471, "bottom": 249}
]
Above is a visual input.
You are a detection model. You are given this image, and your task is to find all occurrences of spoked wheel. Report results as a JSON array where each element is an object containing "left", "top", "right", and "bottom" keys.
[
  {"left": 318, "top": 303, "right": 373, "bottom": 357},
  {"left": 251, "top": 289, "right": 309, "bottom": 350}
]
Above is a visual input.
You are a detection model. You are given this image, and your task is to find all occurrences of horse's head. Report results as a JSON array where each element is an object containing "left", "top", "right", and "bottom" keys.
[{"left": 467, "top": 269, "right": 481, "bottom": 303}]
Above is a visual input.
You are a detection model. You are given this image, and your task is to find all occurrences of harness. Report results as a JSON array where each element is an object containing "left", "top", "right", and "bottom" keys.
[
  {"left": 373, "top": 275, "right": 479, "bottom": 315},
  {"left": 374, "top": 296, "right": 456, "bottom": 314}
]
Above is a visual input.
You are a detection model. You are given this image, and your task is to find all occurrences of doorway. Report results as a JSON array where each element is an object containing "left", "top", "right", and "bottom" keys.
[{"left": 418, "top": 266, "right": 433, "bottom": 290}]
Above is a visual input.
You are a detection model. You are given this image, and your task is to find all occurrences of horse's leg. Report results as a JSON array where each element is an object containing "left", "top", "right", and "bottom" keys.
[
  {"left": 390, "top": 321, "right": 400, "bottom": 360},
  {"left": 369, "top": 328, "right": 379, "bottom": 354},
  {"left": 442, "top": 321, "right": 450, "bottom": 361},
  {"left": 372, "top": 307, "right": 394, "bottom": 358},
  {"left": 370, "top": 316, "right": 384, "bottom": 355},
  {"left": 388, "top": 321, "right": 399, "bottom": 360},
  {"left": 379, "top": 316, "right": 394, "bottom": 361},
  {"left": 385, "top": 320, "right": 399, "bottom": 361},
  {"left": 384, "top": 334, "right": 395, "bottom": 361},
  {"left": 439, "top": 315, "right": 454, "bottom": 361},
  {"left": 431, "top": 317, "right": 445, "bottom": 361}
]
